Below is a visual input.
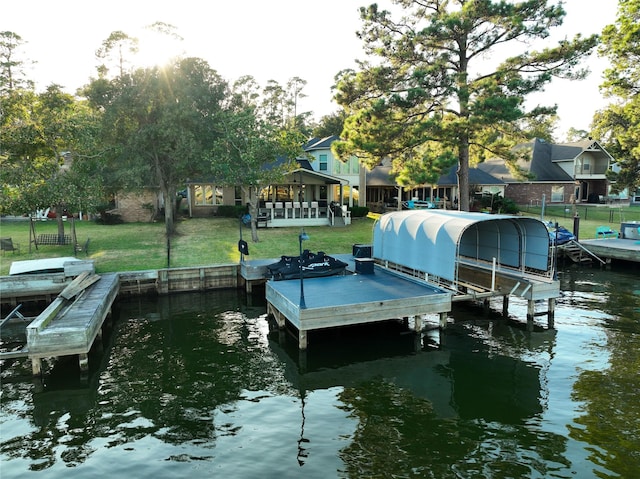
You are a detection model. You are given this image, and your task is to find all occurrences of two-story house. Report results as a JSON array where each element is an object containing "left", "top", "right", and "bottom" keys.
[{"left": 477, "top": 138, "right": 616, "bottom": 205}]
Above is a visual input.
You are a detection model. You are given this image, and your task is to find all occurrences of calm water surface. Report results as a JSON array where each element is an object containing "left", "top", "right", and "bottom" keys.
[{"left": 1, "top": 265, "right": 639, "bottom": 478}]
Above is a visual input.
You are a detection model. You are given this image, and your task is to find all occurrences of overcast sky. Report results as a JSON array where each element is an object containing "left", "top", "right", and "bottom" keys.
[{"left": 5, "top": 0, "right": 617, "bottom": 139}]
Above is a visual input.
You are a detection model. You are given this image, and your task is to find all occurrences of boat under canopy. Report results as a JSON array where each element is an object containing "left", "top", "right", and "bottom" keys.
[{"left": 373, "top": 210, "right": 552, "bottom": 287}]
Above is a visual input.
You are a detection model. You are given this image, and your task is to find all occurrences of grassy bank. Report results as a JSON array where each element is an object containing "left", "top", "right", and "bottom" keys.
[
  {"left": 2, "top": 205, "right": 638, "bottom": 276},
  {"left": 0, "top": 217, "right": 377, "bottom": 275}
]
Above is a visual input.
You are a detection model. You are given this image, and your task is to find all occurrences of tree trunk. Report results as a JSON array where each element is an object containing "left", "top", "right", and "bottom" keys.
[
  {"left": 458, "top": 141, "right": 470, "bottom": 211},
  {"left": 55, "top": 205, "right": 66, "bottom": 242}
]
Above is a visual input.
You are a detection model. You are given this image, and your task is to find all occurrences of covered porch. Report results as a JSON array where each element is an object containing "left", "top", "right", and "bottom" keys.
[{"left": 258, "top": 167, "right": 351, "bottom": 227}]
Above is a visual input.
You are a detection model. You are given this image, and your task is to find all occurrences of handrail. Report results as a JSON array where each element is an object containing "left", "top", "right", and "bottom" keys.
[{"left": 567, "top": 240, "right": 607, "bottom": 265}]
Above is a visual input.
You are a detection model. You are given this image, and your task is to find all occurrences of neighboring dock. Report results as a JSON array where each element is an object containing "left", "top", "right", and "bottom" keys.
[
  {"left": 1, "top": 271, "right": 120, "bottom": 375},
  {"left": 578, "top": 238, "right": 640, "bottom": 264}
]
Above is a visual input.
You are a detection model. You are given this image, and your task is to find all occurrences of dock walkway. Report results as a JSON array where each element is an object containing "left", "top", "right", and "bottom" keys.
[
  {"left": 10, "top": 272, "right": 120, "bottom": 375},
  {"left": 578, "top": 238, "right": 640, "bottom": 264}
]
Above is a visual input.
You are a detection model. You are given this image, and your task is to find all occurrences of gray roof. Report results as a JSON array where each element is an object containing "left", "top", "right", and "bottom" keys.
[
  {"left": 303, "top": 136, "right": 339, "bottom": 151},
  {"left": 477, "top": 138, "right": 613, "bottom": 183}
]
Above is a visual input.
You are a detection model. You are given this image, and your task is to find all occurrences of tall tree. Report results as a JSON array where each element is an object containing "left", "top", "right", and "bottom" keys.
[
  {"left": 211, "top": 77, "right": 305, "bottom": 242},
  {"left": 82, "top": 57, "right": 227, "bottom": 238},
  {"left": 0, "top": 31, "right": 34, "bottom": 93},
  {"left": 333, "top": 0, "right": 598, "bottom": 210},
  {"left": 592, "top": 0, "right": 640, "bottom": 194}
]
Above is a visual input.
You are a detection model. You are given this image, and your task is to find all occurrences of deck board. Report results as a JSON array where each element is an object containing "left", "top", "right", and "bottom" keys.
[{"left": 266, "top": 268, "right": 452, "bottom": 332}]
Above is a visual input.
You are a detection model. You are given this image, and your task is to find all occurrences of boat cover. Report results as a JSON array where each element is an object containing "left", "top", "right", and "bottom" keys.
[{"left": 373, "top": 210, "right": 550, "bottom": 282}]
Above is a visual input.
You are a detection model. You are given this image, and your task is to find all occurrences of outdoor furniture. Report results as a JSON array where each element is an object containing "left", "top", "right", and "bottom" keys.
[
  {"left": 595, "top": 226, "right": 618, "bottom": 239},
  {"left": 256, "top": 213, "right": 269, "bottom": 228},
  {"left": 311, "top": 201, "right": 320, "bottom": 218},
  {"left": 274, "top": 202, "right": 284, "bottom": 218},
  {"left": 1, "top": 237, "right": 20, "bottom": 254},
  {"left": 302, "top": 202, "right": 310, "bottom": 218},
  {"left": 36, "top": 234, "right": 72, "bottom": 245}
]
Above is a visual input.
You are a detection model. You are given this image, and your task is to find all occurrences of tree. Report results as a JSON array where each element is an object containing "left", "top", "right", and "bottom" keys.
[
  {"left": 83, "top": 57, "right": 228, "bottom": 240},
  {"left": 312, "top": 110, "right": 348, "bottom": 138},
  {"left": 95, "top": 31, "right": 139, "bottom": 78},
  {"left": 0, "top": 31, "right": 34, "bottom": 93},
  {"left": 210, "top": 77, "right": 305, "bottom": 242},
  {"left": 333, "top": 0, "right": 598, "bottom": 210},
  {"left": 1, "top": 85, "right": 103, "bottom": 237},
  {"left": 592, "top": 0, "right": 640, "bottom": 194}
]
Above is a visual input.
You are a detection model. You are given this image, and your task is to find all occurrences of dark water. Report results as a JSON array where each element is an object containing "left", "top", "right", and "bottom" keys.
[{"left": 1, "top": 265, "right": 639, "bottom": 478}]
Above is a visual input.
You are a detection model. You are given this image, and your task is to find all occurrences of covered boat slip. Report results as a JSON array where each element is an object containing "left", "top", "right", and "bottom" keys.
[
  {"left": 266, "top": 269, "right": 452, "bottom": 350},
  {"left": 373, "top": 210, "right": 560, "bottom": 302}
]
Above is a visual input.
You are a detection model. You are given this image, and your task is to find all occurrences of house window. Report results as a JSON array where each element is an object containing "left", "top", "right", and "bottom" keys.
[
  {"left": 194, "top": 184, "right": 223, "bottom": 206},
  {"left": 319, "top": 154, "right": 328, "bottom": 171},
  {"left": 551, "top": 185, "right": 564, "bottom": 202},
  {"left": 234, "top": 186, "right": 242, "bottom": 206}
]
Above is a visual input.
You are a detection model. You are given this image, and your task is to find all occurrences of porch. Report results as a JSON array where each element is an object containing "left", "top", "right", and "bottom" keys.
[{"left": 258, "top": 201, "right": 351, "bottom": 227}]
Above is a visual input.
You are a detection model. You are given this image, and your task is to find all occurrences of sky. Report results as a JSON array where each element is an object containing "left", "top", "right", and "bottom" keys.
[{"left": 4, "top": 0, "right": 618, "bottom": 140}]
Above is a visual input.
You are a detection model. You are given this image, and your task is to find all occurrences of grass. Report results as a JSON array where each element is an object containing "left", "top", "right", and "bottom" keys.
[
  {"left": 2, "top": 204, "right": 639, "bottom": 276},
  {"left": 0, "top": 216, "right": 377, "bottom": 276}
]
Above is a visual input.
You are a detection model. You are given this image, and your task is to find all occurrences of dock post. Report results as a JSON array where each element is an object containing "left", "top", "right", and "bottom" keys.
[
  {"left": 412, "top": 315, "right": 421, "bottom": 332},
  {"left": 502, "top": 296, "right": 509, "bottom": 318},
  {"left": 483, "top": 298, "right": 490, "bottom": 316},
  {"left": 299, "top": 330, "right": 308, "bottom": 350},
  {"left": 31, "top": 357, "right": 42, "bottom": 376},
  {"left": 439, "top": 312, "right": 448, "bottom": 329},
  {"left": 79, "top": 353, "right": 89, "bottom": 373},
  {"left": 527, "top": 300, "right": 535, "bottom": 331},
  {"left": 548, "top": 298, "right": 555, "bottom": 329}
]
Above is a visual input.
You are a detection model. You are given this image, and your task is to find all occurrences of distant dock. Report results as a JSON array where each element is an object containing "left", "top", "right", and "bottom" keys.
[{"left": 579, "top": 238, "right": 640, "bottom": 264}]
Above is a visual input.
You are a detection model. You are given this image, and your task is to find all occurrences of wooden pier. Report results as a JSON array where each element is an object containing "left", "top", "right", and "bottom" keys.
[
  {"left": 266, "top": 267, "right": 452, "bottom": 350},
  {"left": 3, "top": 272, "right": 120, "bottom": 375},
  {"left": 578, "top": 238, "right": 640, "bottom": 264}
]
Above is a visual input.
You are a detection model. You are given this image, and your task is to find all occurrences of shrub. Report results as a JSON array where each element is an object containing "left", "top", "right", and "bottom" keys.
[
  {"left": 348, "top": 206, "right": 370, "bottom": 217},
  {"left": 216, "top": 205, "right": 246, "bottom": 218}
]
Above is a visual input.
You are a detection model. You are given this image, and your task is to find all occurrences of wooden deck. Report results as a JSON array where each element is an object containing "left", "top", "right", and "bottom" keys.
[
  {"left": 22, "top": 272, "right": 120, "bottom": 374},
  {"left": 579, "top": 238, "right": 640, "bottom": 264},
  {"left": 266, "top": 267, "right": 452, "bottom": 349}
]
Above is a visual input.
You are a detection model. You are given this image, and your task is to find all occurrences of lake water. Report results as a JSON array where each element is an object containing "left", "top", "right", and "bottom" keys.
[{"left": 1, "top": 264, "right": 639, "bottom": 478}]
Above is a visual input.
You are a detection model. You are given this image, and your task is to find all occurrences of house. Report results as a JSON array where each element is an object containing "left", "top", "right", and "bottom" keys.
[
  {"left": 477, "top": 138, "right": 617, "bottom": 205},
  {"left": 303, "top": 136, "right": 365, "bottom": 208},
  {"left": 364, "top": 159, "right": 505, "bottom": 212}
]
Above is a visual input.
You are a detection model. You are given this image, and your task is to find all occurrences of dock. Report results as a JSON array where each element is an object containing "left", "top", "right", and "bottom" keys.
[
  {"left": 578, "top": 238, "right": 640, "bottom": 264},
  {"left": 266, "top": 266, "right": 452, "bottom": 349},
  {"left": 2, "top": 272, "right": 120, "bottom": 375}
]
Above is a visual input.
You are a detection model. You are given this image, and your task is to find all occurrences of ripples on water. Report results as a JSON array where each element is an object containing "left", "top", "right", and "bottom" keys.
[{"left": 1, "top": 265, "right": 639, "bottom": 478}]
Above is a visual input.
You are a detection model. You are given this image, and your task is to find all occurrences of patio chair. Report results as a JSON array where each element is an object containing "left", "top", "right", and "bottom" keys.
[
  {"left": 595, "top": 226, "right": 618, "bottom": 239},
  {"left": 0, "top": 237, "right": 19, "bottom": 254}
]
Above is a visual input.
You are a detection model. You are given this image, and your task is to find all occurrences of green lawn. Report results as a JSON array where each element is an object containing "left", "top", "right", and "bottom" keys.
[
  {"left": 0, "top": 216, "right": 377, "bottom": 275},
  {"left": 2, "top": 204, "right": 638, "bottom": 276}
]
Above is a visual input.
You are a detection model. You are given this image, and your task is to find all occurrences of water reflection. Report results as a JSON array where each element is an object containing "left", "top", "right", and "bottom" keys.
[{"left": 1, "top": 266, "right": 639, "bottom": 478}]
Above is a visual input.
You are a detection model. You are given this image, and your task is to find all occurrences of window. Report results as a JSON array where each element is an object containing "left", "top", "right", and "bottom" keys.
[
  {"left": 319, "top": 154, "right": 328, "bottom": 171},
  {"left": 551, "top": 185, "right": 564, "bottom": 202},
  {"left": 234, "top": 186, "right": 242, "bottom": 206},
  {"left": 194, "top": 184, "right": 223, "bottom": 206}
]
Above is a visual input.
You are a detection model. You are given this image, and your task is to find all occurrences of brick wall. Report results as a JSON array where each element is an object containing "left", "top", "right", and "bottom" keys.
[
  {"left": 505, "top": 182, "right": 575, "bottom": 205},
  {"left": 115, "top": 191, "right": 158, "bottom": 222}
]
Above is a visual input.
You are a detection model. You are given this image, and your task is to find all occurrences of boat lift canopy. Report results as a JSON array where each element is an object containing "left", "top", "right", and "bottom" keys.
[{"left": 373, "top": 210, "right": 551, "bottom": 284}]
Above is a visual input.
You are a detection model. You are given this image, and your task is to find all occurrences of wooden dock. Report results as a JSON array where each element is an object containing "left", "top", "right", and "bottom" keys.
[
  {"left": 4, "top": 272, "right": 121, "bottom": 375},
  {"left": 578, "top": 238, "right": 640, "bottom": 264},
  {"left": 266, "top": 267, "right": 452, "bottom": 349}
]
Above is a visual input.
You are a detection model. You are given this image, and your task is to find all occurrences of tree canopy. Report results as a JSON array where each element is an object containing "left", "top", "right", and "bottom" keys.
[
  {"left": 333, "top": 0, "right": 598, "bottom": 210},
  {"left": 82, "top": 57, "right": 228, "bottom": 235},
  {"left": 592, "top": 0, "right": 640, "bottom": 194},
  {"left": 210, "top": 76, "right": 306, "bottom": 242}
]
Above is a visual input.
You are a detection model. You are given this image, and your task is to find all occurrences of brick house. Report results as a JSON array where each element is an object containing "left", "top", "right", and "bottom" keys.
[{"left": 477, "top": 138, "right": 616, "bottom": 205}]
